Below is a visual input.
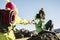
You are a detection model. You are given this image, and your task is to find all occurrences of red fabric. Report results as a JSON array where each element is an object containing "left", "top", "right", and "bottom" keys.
[
  {"left": 5, "top": 2, "right": 16, "bottom": 10},
  {"left": 12, "top": 15, "right": 15, "bottom": 21},
  {"left": 3, "top": 12, "right": 9, "bottom": 24},
  {"left": 11, "top": 15, "right": 15, "bottom": 24}
]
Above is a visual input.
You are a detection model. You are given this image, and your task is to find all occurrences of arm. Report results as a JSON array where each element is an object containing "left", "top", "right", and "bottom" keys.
[
  {"left": 41, "top": 19, "right": 46, "bottom": 29},
  {"left": 16, "top": 16, "right": 30, "bottom": 25}
]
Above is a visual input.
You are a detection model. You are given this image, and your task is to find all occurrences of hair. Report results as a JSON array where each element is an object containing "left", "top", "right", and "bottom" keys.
[
  {"left": 35, "top": 9, "right": 45, "bottom": 19},
  {"left": 39, "top": 10, "right": 45, "bottom": 15},
  {"left": 35, "top": 13, "right": 45, "bottom": 19},
  {"left": 35, "top": 13, "right": 40, "bottom": 19}
]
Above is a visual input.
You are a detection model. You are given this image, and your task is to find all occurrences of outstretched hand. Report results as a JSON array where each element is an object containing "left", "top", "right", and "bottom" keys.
[{"left": 31, "top": 20, "right": 35, "bottom": 24}]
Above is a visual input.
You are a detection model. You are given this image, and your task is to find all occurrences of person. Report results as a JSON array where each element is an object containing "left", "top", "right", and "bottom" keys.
[
  {"left": 0, "top": 0, "right": 30, "bottom": 40},
  {"left": 30, "top": 8, "right": 59, "bottom": 40},
  {"left": 31, "top": 8, "right": 54, "bottom": 34}
]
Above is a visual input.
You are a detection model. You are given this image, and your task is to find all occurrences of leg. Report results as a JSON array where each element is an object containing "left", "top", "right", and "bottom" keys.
[
  {"left": 45, "top": 20, "right": 53, "bottom": 31},
  {"left": 49, "top": 24, "right": 53, "bottom": 31}
]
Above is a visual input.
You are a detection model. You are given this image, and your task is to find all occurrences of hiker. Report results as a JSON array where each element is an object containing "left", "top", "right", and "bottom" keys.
[
  {"left": 31, "top": 8, "right": 54, "bottom": 34},
  {"left": 0, "top": 0, "right": 30, "bottom": 40}
]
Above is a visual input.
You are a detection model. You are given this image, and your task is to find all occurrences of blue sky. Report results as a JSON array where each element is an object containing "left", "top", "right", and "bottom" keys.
[{"left": 0, "top": 0, "right": 60, "bottom": 31}]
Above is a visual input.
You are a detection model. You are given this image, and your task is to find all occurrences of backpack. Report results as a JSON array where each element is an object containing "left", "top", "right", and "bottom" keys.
[{"left": 0, "top": 9, "right": 15, "bottom": 33}]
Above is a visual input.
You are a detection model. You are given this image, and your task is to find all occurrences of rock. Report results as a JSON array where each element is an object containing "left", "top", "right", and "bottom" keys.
[{"left": 27, "top": 31, "right": 59, "bottom": 40}]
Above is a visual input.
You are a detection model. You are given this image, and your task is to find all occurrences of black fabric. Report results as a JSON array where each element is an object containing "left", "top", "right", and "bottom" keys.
[
  {"left": 45, "top": 20, "right": 53, "bottom": 31},
  {"left": 0, "top": 9, "right": 11, "bottom": 26},
  {"left": 0, "top": 9, "right": 15, "bottom": 33}
]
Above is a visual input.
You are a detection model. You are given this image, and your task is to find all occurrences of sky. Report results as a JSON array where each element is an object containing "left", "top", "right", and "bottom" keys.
[{"left": 0, "top": 0, "right": 60, "bottom": 31}]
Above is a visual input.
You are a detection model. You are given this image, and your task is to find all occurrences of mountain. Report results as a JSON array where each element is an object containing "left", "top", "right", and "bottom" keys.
[{"left": 54, "top": 28, "right": 60, "bottom": 33}]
